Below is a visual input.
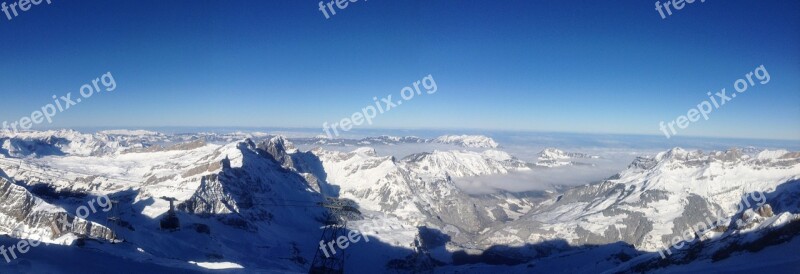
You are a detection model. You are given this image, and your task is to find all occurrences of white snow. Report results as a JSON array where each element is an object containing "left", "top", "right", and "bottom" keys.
[{"left": 433, "top": 135, "right": 499, "bottom": 148}]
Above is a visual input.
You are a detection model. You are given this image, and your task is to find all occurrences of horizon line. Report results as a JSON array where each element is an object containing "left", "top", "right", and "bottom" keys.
[{"left": 18, "top": 125, "right": 800, "bottom": 143}]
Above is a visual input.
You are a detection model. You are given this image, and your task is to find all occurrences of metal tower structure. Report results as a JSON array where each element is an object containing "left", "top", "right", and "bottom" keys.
[
  {"left": 105, "top": 199, "right": 120, "bottom": 241},
  {"left": 308, "top": 198, "right": 361, "bottom": 274}
]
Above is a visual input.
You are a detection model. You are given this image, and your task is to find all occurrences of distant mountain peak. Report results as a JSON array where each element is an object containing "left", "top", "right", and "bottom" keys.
[
  {"left": 535, "top": 148, "right": 597, "bottom": 167},
  {"left": 433, "top": 135, "right": 499, "bottom": 148}
]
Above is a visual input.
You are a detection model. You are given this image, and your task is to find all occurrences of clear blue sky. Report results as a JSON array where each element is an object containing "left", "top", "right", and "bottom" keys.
[{"left": 0, "top": 0, "right": 798, "bottom": 140}]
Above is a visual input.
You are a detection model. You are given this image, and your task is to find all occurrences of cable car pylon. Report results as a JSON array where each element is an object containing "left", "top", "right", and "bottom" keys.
[{"left": 309, "top": 198, "right": 361, "bottom": 274}]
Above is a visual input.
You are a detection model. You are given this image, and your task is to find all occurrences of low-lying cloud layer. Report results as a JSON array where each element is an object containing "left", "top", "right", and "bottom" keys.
[{"left": 454, "top": 153, "right": 636, "bottom": 194}]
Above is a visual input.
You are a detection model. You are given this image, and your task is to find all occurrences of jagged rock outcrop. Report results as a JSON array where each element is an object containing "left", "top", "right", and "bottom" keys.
[{"left": 0, "top": 177, "right": 115, "bottom": 243}]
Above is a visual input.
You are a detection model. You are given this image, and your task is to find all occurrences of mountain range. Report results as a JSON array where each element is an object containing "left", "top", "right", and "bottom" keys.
[{"left": 0, "top": 130, "right": 798, "bottom": 273}]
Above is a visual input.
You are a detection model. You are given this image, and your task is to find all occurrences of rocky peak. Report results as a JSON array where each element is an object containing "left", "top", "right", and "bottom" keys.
[{"left": 257, "top": 136, "right": 297, "bottom": 168}]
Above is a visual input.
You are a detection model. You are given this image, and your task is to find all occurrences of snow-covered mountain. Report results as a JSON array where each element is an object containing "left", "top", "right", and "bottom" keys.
[
  {"left": 403, "top": 149, "right": 529, "bottom": 178},
  {"left": 0, "top": 131, "right": 528, "bottom": 272},
  {"left": 291, "top": 134, "right": 500, "bottom": 148},
  {"left": 432, "top": 135, "right": 499, "bottom": 148},
  {"left": 479, "top": 148, "right": 800, "bottom": 253},
  {"left": 310, "top": 146, "right": 537, "bottom": 235},
  {"left": 535, "top": 148, "right": 599, "bottom": 167},
  {"left": 0, "top": 130, "right": 798, "bottom": 273},
  {"left": 0, "top": 133, "right": 333, "bottom": 272},
  {"left": 0, "top": 129, "right": 164, "bottom": 157},
  {"left": 0, "top": 175, "right": 116, "bottom": 245}
]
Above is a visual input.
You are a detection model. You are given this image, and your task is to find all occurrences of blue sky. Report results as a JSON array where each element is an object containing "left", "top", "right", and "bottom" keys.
[{"left": 0, "top": 0, "right": 798, "bottom": 140}]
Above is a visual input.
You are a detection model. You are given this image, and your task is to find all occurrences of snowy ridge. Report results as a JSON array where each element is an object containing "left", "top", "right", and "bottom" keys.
[
  {"left": 292, "top": 134, "right": 500, "bottom": 148},
  {"left": 403, "top": 150, "right": 529, "bottom": 179},
  {"left": 0, "top": 130, "right": 798, "bottom": 273},
  {"left": 97, "top": 130, "right": 162, "bottom": 136},
  {"left": 481, "top": 147, "right": 800, "bottom": 254},
  {"left": 311, "top": 144, "right": 538, "bottom": 239},
  {"left": 432, "top": 135, "right": 499, "bottom": 148},
  {"left": 0, "top": 132, "right": 331, "bottom": 272},
  {"left": 0, "top": 176, "right": 115, "bottom": 245},
  {"left": 535, "top": 148, "right": 599, "bottom": 167},
  {"left": 0, "top": 129, "right": 171, "bottom": 157}
]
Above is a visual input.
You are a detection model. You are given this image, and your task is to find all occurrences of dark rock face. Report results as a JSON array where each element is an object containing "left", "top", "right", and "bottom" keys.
[
  {"left": 258, "top": 136, "right": 294, "bottom": 168},
  {"left": 0, "top": 176, "right": 115, "bottom": 242}
]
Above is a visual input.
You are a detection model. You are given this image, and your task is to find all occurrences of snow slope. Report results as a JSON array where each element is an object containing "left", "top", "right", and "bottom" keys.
[{"left": 0, "top": 131, "right": 798, "bottom": 273}]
